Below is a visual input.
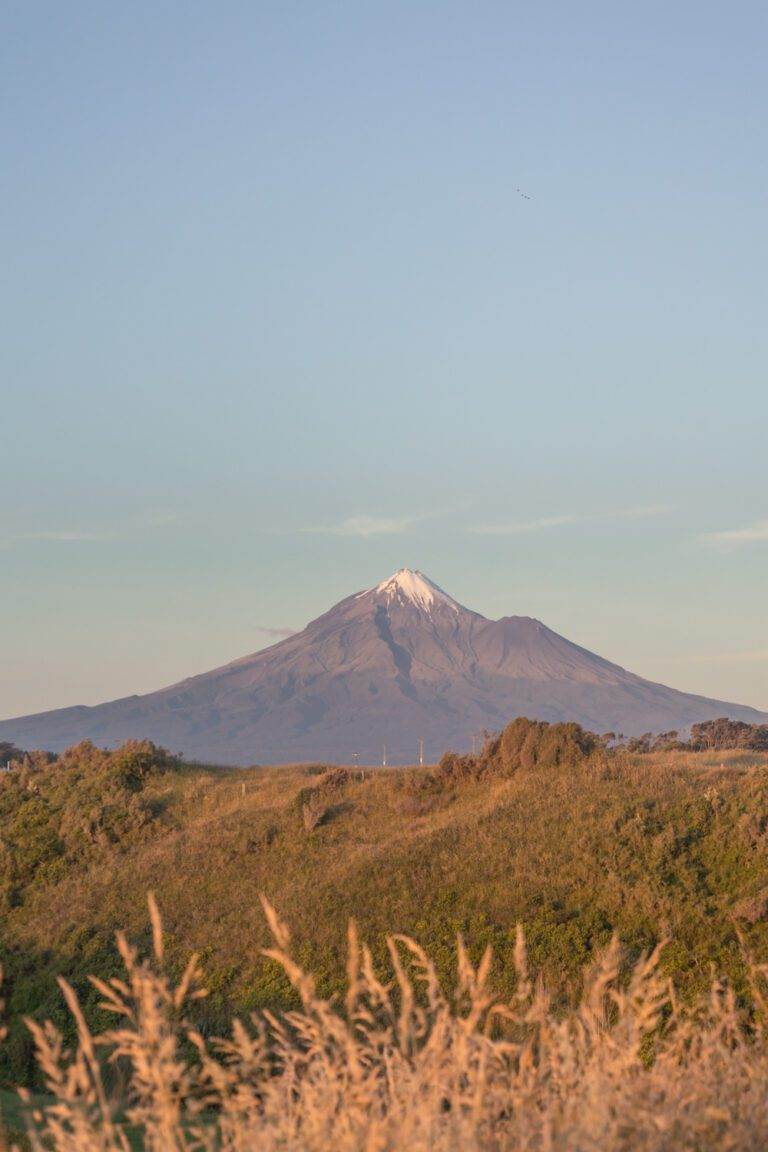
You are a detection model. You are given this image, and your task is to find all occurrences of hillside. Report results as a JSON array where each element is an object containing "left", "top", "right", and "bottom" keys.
[
  {"left": 1, "top": 569, "right": 765, "bottom": 764},
  {"left": 2, "top": 729, "right": 768, "bottom": 1086}
]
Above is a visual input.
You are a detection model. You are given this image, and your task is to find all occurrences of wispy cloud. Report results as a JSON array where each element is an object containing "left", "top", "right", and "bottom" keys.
[
  {"left": 0, "top": 529, "right": 111, "bottom": 546},
  {"left": 475, "top": 514, "right": 580, "bottom": 536},
  {"left": 0, "top": 511, "right": 180, "bottom": 548},
  {"left": 300, "top": 514, "right": 419, "bottom": 538},
  {"left": 139, "top": 511, "right": 179, "bottom": 529},
  {"left": 28, "top": 530, "right": 109, "bottom": 541},
  {"left": 699, "top": 518, "right": 768, "bottom": 547},
  {"left": 471, "top": 505, "right": 671, "bottom": 536},
  {"left": 255, "top": 625, "right": 297, "bottom": 639}
]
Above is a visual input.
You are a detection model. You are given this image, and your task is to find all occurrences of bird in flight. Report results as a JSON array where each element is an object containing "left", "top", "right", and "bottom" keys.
[{"left": 516, "top": 187, "right": 532, "bottom": 201}]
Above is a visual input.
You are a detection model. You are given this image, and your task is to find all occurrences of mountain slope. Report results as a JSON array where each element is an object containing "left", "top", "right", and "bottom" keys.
[{"left": 1, "top": 569, "right": 765, "bottom": 764}]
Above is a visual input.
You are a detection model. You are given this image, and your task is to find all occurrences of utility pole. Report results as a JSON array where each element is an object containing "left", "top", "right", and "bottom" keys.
[{"left": 418, "top": 738, "right": 424, "bottom": 767}]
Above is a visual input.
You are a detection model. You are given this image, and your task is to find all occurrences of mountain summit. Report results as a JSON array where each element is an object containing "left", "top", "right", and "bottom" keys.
[
  {"left": 365, "top": 569, "right": 461, "bottom": 613},
  {"left": 1, "top": 568, "right": 765, "bottom": 765}
]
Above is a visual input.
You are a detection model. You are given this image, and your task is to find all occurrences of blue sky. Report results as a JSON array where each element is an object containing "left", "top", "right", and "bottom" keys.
[{"left": 2, "top": 0, "right": 767, "bottom": 717}]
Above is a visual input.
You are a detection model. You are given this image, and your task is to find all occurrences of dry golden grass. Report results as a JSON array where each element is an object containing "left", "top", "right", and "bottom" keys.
[{"left": 5, "top": 895, "right": 768, "bottom": 1151}]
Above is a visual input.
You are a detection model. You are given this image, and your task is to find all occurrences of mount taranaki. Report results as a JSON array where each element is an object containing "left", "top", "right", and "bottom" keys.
[{"left": 2, "top": 569, "right": 765, "bottom": 765}]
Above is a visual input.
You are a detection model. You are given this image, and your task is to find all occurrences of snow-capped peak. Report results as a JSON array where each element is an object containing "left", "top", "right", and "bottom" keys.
[{"left": 371, "top": 568, "right": 459, "bottom": 613}]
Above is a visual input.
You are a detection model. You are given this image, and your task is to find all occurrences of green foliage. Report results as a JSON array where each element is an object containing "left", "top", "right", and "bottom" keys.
[
  {"left": 438, "top": 716, "right": 600, "bottom": 781},
  {"left": 0, "top": 740, "right": 175, "bottom": 907},
  {"left": 437, "top": 718, "right": 598, "bottom": 783},
  {"left": 689, "top": 717, "right": 768, "bottom": 752},
  {"left": 490, "top": 716, "right": 599, "bottom": 773},
  {"left": 0, "top": 743, "right": 24, "bottom": 766},
  {"left": 620, "top": 718, "right": 768, "bottom": 754},
  {"left": 0, "top": 741, "right": 177, "bottom": 1085}
]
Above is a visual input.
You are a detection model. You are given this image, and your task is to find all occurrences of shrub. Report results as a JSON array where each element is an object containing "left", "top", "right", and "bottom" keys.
[
  {"left": 314, "top": 766, "right": 353, "bottom": 792},
  {"left": 435, "top": 750, "right": 478, "bottom": 782},
  {"left": 436, "top": 719, "right": 600, "bottom": 783},
  {"left": 689, "top": 718, "right": 768, "bottom": 752},
  {"left": 0, "top": 742, "right": 28, "bottom": 767},
  {"left": 483, "top": 716, "right": 599, "bottom": 774}
]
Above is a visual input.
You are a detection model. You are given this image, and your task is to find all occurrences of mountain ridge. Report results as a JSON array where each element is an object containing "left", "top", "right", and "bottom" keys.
[{"left": 2, "top": 568, "right": 765, "bottom": 764}]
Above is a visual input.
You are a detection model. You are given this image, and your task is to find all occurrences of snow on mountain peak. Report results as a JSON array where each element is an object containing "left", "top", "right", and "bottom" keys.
[{"left": 372, "top": 568, "right": 459, "bottom": 613}]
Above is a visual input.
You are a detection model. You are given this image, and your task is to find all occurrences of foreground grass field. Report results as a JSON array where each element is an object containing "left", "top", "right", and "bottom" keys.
[
  {"left": 1, "top": 729, "right": 768, "bottom": 1102},
  {"left": 5, "top": 895, "right": 768, "bottom": 1150}
]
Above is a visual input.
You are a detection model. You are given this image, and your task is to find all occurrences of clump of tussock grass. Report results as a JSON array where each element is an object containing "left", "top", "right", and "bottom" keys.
[
  {"left": 297, "top": 767, "right": 361, "bottom": 832},
  {"left": 8, "top": 897, "right": 768, "bottom": 1151},
  {"left": 301, "top": 793, "right": 328, "bottom": 832}
]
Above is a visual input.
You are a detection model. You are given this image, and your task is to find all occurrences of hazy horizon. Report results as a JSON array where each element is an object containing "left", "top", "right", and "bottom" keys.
[{"left": 3, "top": 1, "right": 767, "bottom": 718}]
